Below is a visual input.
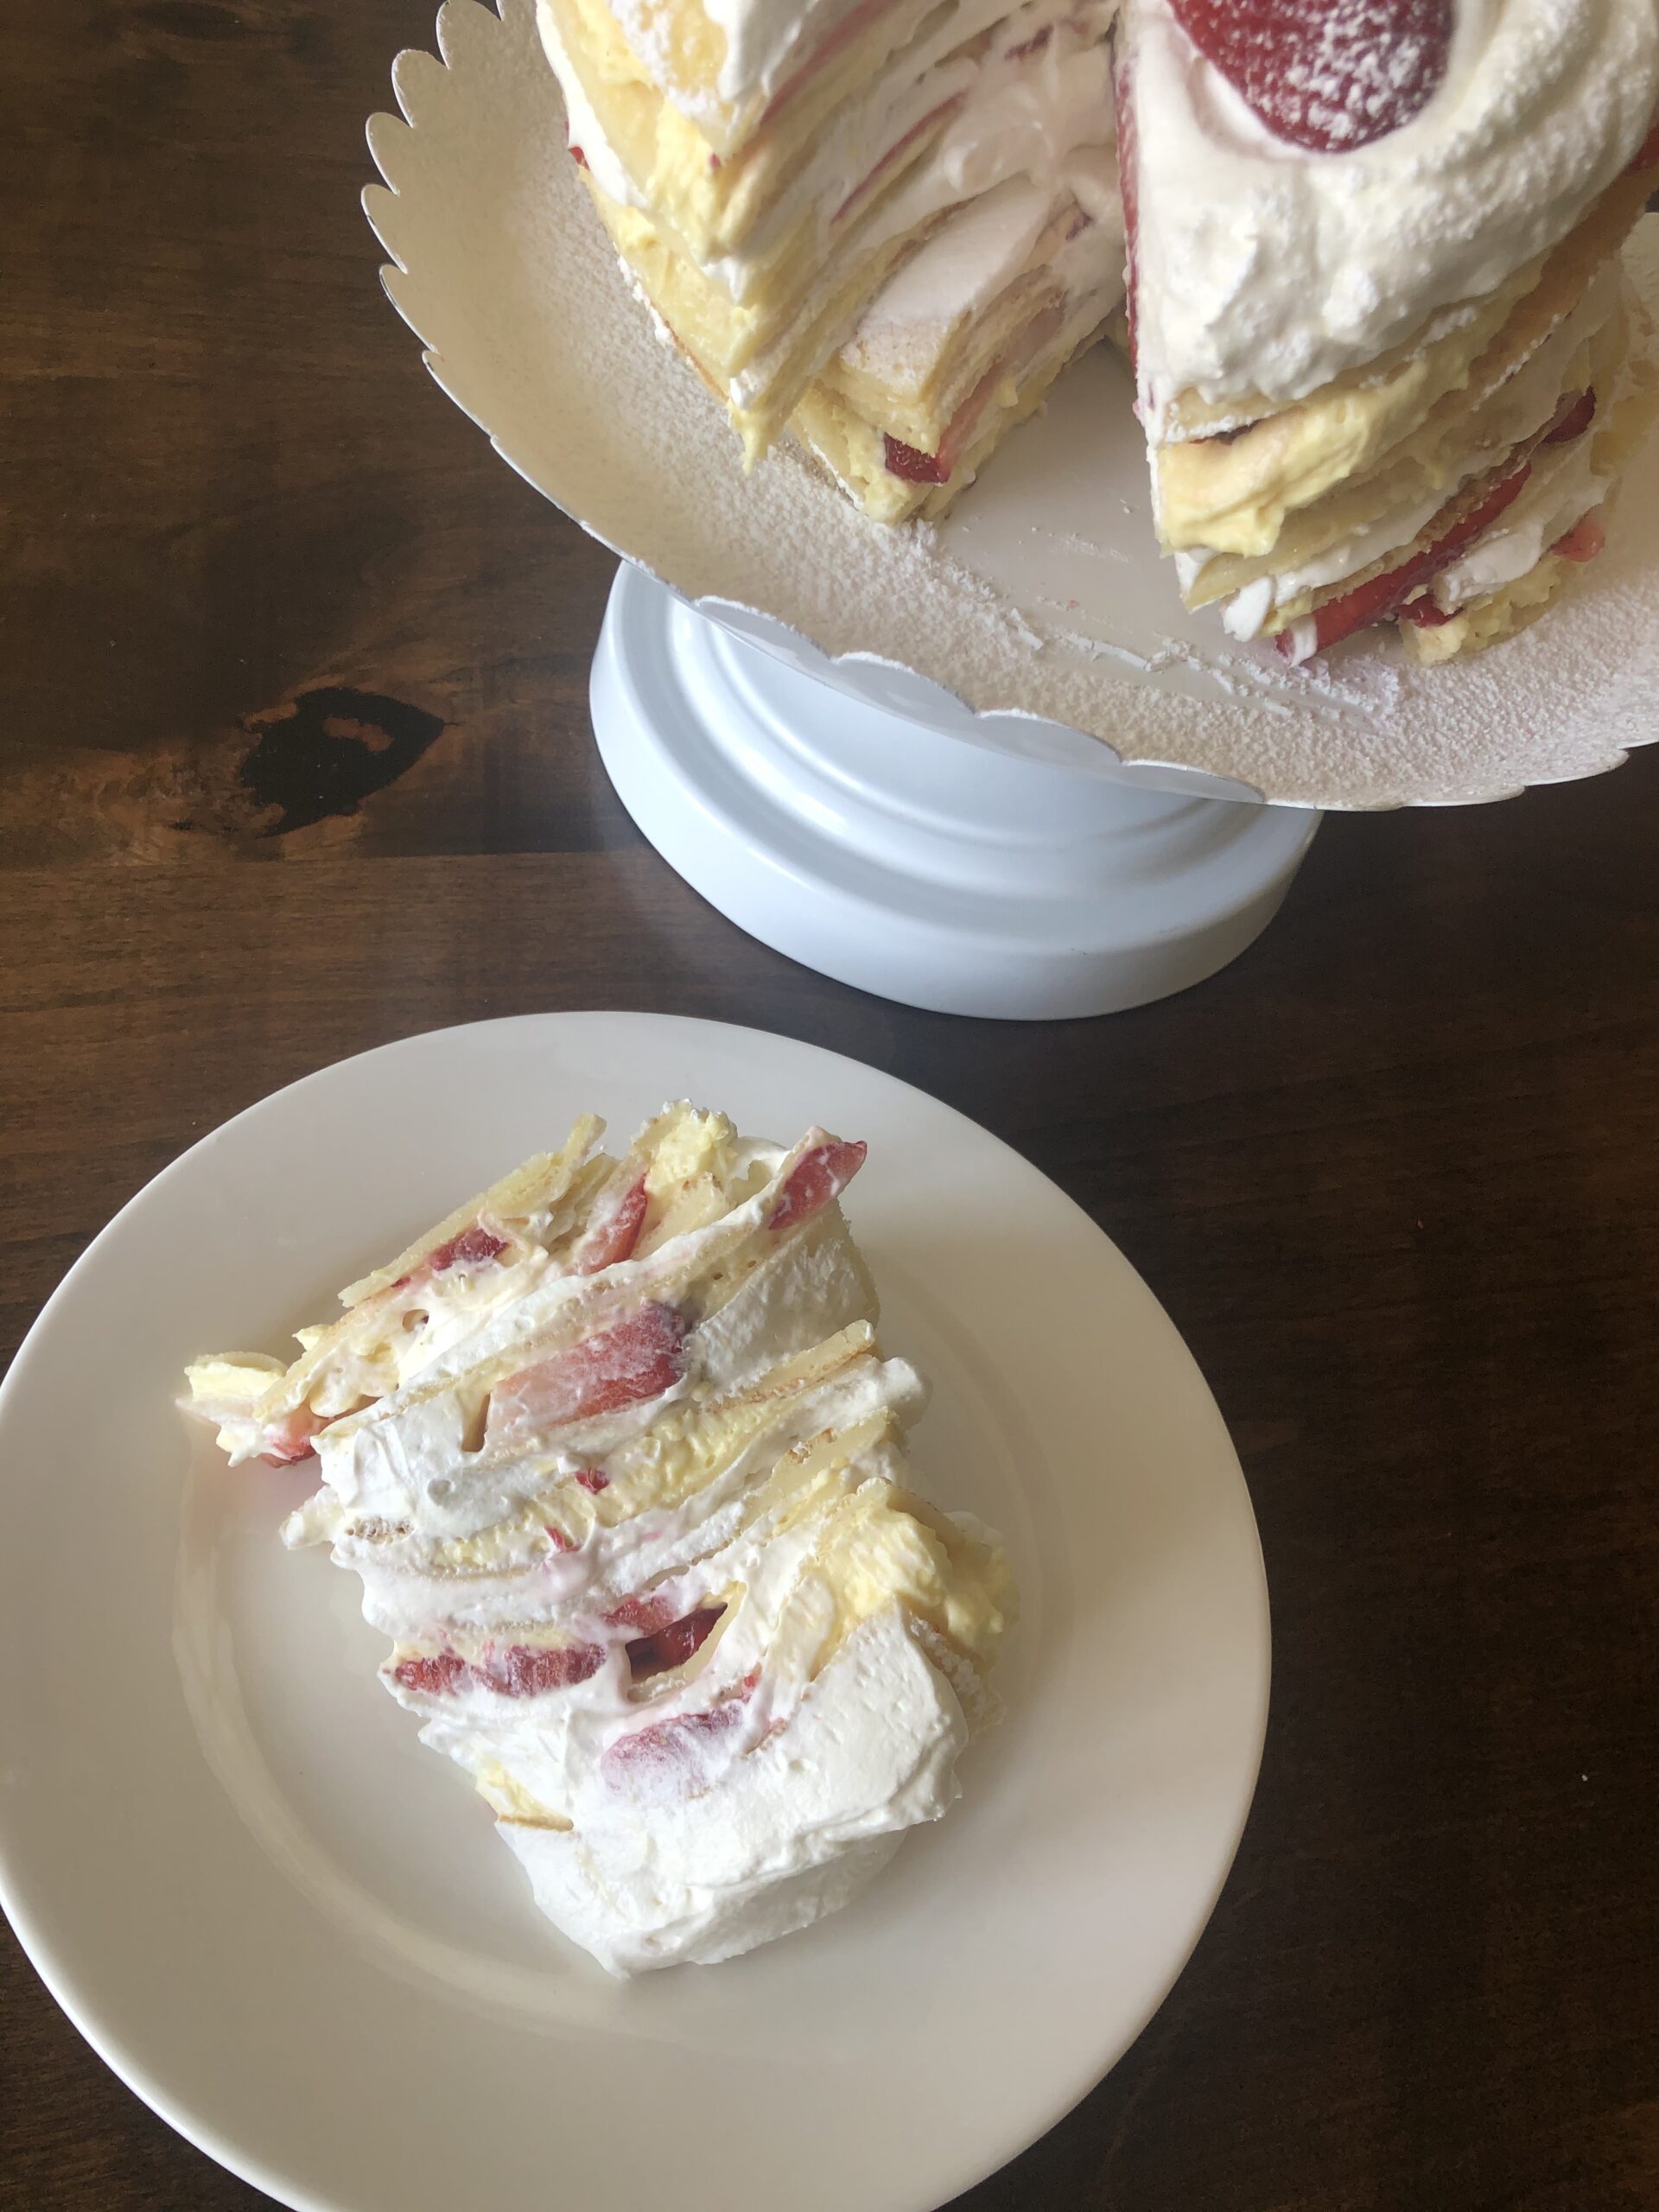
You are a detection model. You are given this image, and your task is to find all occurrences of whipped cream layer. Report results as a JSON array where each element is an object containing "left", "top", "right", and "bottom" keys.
[
  {"left": 188, "top": 1109, "right": 1014, "bottom": 1977},
  {"left": 1128, "top": 0, "right": 1659, "bottom": 433}
]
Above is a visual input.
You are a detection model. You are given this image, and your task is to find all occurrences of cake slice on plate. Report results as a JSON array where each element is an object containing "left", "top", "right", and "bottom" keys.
[{"left": 188, "top": 1108, "right": 1015, "bottom": 1975}]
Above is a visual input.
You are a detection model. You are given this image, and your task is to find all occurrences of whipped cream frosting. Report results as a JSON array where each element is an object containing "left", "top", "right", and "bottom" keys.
[
  {"left": 1127, "top": 0, "right": 1659, "bottom": 432},
  {"left": 189, "top": 1111, "right": 1014, "bottom": 1977}
]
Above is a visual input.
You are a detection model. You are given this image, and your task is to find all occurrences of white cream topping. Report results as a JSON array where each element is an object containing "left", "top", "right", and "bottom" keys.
[{"left": 1127, "top": 0, "right": 1658, "bottom": 431}]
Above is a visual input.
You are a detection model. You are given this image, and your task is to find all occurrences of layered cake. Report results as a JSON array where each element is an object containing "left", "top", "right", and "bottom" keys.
[
  {"left": 1120, "top": 0, "right": 1659, "bottom": 664},
  {"left": 537, "top": 0, "right": 1658, "bottom": 663},
  {"left": 188, "top": 1105, "right": 1015, "bottom": 1975}
]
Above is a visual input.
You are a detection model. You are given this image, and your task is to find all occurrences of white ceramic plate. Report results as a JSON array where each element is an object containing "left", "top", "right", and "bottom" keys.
[{"left": 0, "top": 1014, "right": 1268, "bottom": 2212}]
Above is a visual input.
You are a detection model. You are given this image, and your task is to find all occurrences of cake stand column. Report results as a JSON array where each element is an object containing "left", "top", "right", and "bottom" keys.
[{"left": 591, "top": 563, "right": 1320, "bottom": 1020}]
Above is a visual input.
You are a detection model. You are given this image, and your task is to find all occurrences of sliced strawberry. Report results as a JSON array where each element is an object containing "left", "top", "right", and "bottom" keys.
[
  {"left": 760, "top": 0, "right": 904, "bottom": 129},
  {"left": 487, "top": 1301, "right": 687, "bottom": 1441},
  {"left": 486, "top": 1643, "right": 605, "bottom": 1695},
  {"left": 573, "top": 1467, "right": 609, "bottom": 1493},
  {"left": 626, "top": 1603, "right": 726, "bottom": 1681},
  {"left": 604, "top": 1593, "right": 674, "bottom": 1634},
  {"left": 1397, "top": 594, "right": 1456, "bottom": 627},
  {"left": 259, "top": 1406, "right": 329, "bottom": 1466},
  {"left": 1544, "top": 389, "right": 1597, "bottom": 445},
  {"left": 833, "top": 95, "right": 964, "bottom": 226},
  {"left": 390, "top": 1641, "right": 604, "bottom": 1698},
  {"left": 569, "top": 144, "right": 588, "bottom": 168},
  {"left": 389, "top": 1650, "right": 470, "bottom": 1696},
  {"left": 429, "top": 1224, "right": 509, "bottom": 1274},
  {"left": 882, "top": 302, "right": 1066, "bottom": 487},
  {"left": 543, "top": 1523, "right": 575, "bottom": 1553},
  {"left": 601, "top": 1668, "right": 760, "bottom": 1792},
  {"left": 768, "top": 1139, "right": 867, "bottom": 1232},
  {"left": 1002, "top": 23, "right": 1053, "bottom": 62},
  {"left": 884, "top": 435, "right": 950, "bottom": 486},
  {"left": 1554, "top": 512, "right": 1607, "bottom": 563},
  {"left": 573, "top": 1176, "right": 647, "bottom": 1275},
  {"left": 1277, "top": 461, "right": 1533, "bottom": 658},
  {"left": 1172, "top": 0, "right": 1452, "bottom": 154}
]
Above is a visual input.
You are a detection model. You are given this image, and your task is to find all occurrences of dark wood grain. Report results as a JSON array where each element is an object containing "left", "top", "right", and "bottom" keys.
[{"left": 3, "top": 7, "right": 1658, "bottom": 2209}]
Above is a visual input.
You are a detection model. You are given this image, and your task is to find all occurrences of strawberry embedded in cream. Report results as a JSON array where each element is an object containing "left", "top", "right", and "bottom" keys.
[
  {"left": 601, "top": 1670, "right": 760, "bottom": 1796},
  {"left": 429, "top": 1224, "right": 510, "bottom": 1273},
  {"left": 1278, "top": 461, "right": 1534, "bottom": 658},
  {"left": 259, "top": 1406, "right": 330, "bottom": 1466},
  {"left": 486, "top": 1301, "right": 688, "bottom": 1444},
  {"left": 391, "top": 1642, "right": 606, "bottom": 1697},
  {"left": 1169, "top": 0, "right": 1452, "bottom": 154},
  {"left": 1554, "top": 512, "right": 1608, "bottom": 563},
  {"left": 626, "top": 1603, "right": 727, "bottom": 1681},
  {"left": 1545, "top": 389, "right": 1599, "bottom": 446},
  {"left": 768, "top": 1140, "right": 867, "bottom": 1233},
  {"left": 572, "top": 1176, "right": 648, "bottom": 1274}
]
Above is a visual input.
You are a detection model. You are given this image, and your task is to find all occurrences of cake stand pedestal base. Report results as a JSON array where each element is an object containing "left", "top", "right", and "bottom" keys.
[{"left": 592, "top": 563, "right": 1320, "bottom": 1020}]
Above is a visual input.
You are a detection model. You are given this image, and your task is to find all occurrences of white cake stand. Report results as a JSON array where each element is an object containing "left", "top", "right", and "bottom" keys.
[
  {"left": 365, "top": 0, "right": 1659, "bottom": 1018},
  {"left": 594, "top": 566, "right": 1318, "bottom": 1014}
]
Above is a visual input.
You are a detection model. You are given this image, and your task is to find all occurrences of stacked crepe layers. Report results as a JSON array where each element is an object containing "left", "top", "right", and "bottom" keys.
[
  {"left": 537, "top": 0, "right": 1124, "bottom": 511},
  {"left": 1120, "top": 0, "right": 1659, "bottom": 665},
  {"left": 188, "top": 1104, "right": 1014, "bottom": 1977}
]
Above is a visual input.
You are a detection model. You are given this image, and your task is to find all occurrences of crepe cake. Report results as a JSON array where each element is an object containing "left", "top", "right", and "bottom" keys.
[
  {"left": 791, "top": 134, "right": 1127, "bottom": 520},
  {"left": 537, "top": 0, "right": 1122, "bottom": 482},
  {"left": 187, "top": 1105, "right": 1015, "bottom": 1976},
  {"left": 1117, "top": 0, "right": 1659, "bottom": 664}
]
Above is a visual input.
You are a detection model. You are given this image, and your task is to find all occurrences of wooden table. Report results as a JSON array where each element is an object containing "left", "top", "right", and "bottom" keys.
[{"left": 4, "top": 7, "right": 1658, "bottom": 2208}]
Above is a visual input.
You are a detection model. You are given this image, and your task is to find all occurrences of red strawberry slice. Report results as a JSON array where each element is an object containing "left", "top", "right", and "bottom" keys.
[
  {"left": 1277, "top": 461, "right": 1533, "bottom": 658},
  {"left": 626, "top": 1603, "right": 727, "bottom": 1682},
  {"left": 768, "top": 1139, "right": 867, "bottom": 1233},
  {"left": 882, "top": 302, "right": 1067, "bottom": 489},
  {"left": 833, "top": 95, "right": 964, "bottom": 226},
  {"left": 429, "top": 1224, "right": 509, "bottom": 1274},
  {"left": 573, "top": 1467, "right": 609, "bottom": 1493},
  {"left": 259, "top": 1406, "right": 330, "bottom": 1466},
  {"left": 569, "top": 143, "right": 588, "bottom": 168},
  {"left": 1553, "top": 512, "right": 1606, "bottom": 563},
  {"left": 573, "top": 1175, "right": 648, "bottom": 1275},
  {"left": 391, "top": 1642, "right": 605, "bottom": 1698},
  {"left": 1172, "top": 0, "right": 1452, "bottom": 154},
  {"left": 486, "top": 1301, "right": 687, "bottom": 1442},
  {"left": 604, "top": 1593, "right": 674, "bottom": 1634},
  {"left": 601, "top": 1669, "right": 760, "bottom": 1793},
  {"left": 1544, "top": 389, "right": 1597, "bottom": 446},
  {"left": 884, "top": 435, "right": 950, "bottom": 486},
  {"left": 760, "top": 0, "right": 905, "bottom": 129},
  {"left": 1397, "top": 594, "right": 1456, "bottom": 627}
]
